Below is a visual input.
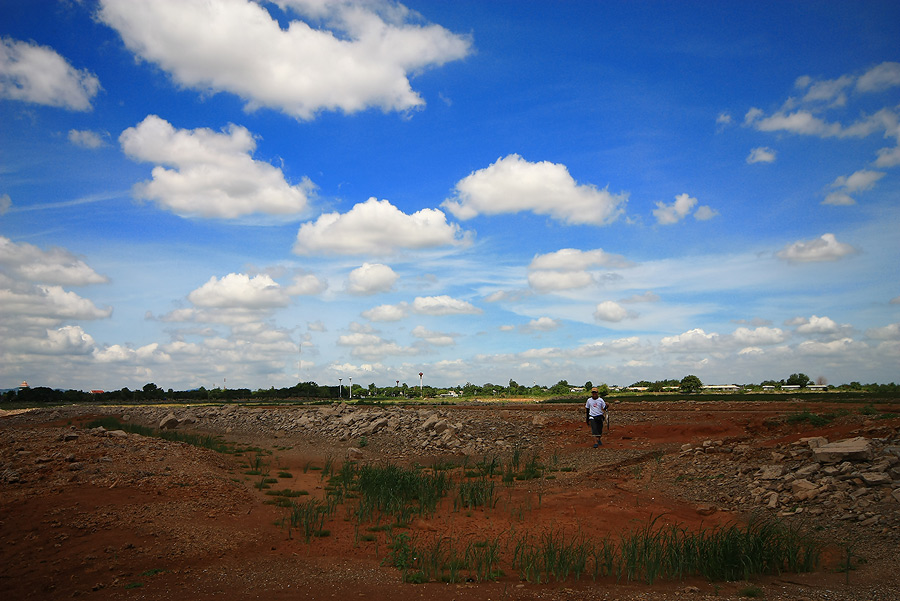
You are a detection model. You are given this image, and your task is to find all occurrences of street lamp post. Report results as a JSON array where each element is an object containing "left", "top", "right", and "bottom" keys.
[
  {"left": 338, "top": 378, "right": 342, "bottom": 399},
  {"left": 349, "top": 377, "right": 352, "bottom": 400},
  {"left": 419, "top": 372, "right": 424, "bottom": 398}
]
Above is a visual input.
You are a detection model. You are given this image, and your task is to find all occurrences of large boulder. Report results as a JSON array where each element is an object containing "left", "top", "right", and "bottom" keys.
[{"left": 159, "top": 412, "right": 179, "bottom": 430}]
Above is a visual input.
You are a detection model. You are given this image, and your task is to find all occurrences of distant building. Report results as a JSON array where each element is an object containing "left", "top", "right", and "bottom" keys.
[
  {"left": 19, "top": 381, "right": 29, "bottom": 389},
  {"left": 702, "top": 384, "right": 741, "bottom": 391}
]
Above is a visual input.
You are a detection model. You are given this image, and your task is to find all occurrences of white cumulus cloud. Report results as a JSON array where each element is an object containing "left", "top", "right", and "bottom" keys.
[
  {"left": 0, "top": 236, "right": 108, "bottom": 286},
  {"left": 68, "top": 129, "right": 107, "bottom": 149},
  {"left": 660, "top": 328, "right": 720, "bottom": 352},
  {"left": 524, "top": 317, "right": 561, "bottom": 332},
  {"left": 746, "top": 146, "right": 776, "bottom": 164},
  {"left": 411, "top": 325, "right": 456, "bottom": 346},
  {"left": 121, "top": 115, "right": 314, "bottom": 218},
  {"left": 294, "top": 197, "right": 467, "bottom": 255},
  {"left": 0, "top": 37, "right": 100, "bottom": 110},
  {"left": 286, "top": 272, "right": 327, "bottom": 296},
  {"left": 187, "top": 273, "right": 289, "bottom": 309},
  {"left": 731, "top": 326, "right": 786, "bottom": 346},
  {"left": 856, "top": 61, "right": 900, "bottom": 93},
  {"left": 442, "top": 154, "right": 627, "bottom": 226},
  {"left": 529, "top": 248, "right": 632, "bottom": 271},
  {"left": 776, "top": 233, "right": 858, "bottom": 263},
  {"left": 527, "top": 248, "right": 632, "bottom": 294},
  {"left": 412, "top": 295, "right": 480, "bottom": 316},
  {"left": 793, "top": 315, "right": 843, "bottom": 335},
  {"left": 652, "top": 193, "right": 716, "bottom": 225},
  {"left": 823, "top": 169, "right": 886, "bottom": 205},
  {"left": 97, "top": 0, "right": 471, "bottom": 120},
  {"left": 866, "top": 323, "right": 900, "bottom": 340},
  {"left": 593, "top": 300, "right": 629, "bottom": 323},
  {"left": 346, "top": 263, "right": 398, "bottom": 295},
  {"left": 796, "top": 337, "right": 862, "bottom": 356},
  {"left": 361, "top": 302, "right": 409, "bottom": 322},
  {"left": 0, "top": 284, "right": 111, "bottom": 321},
  {"left": 528, "top": 270, "right": 594, "bottom": 293}
]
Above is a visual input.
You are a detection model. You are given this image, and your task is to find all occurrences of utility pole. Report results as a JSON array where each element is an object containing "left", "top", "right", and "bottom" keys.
[{"left": 419, "top": 372, "right": 424, "bottom": 398}]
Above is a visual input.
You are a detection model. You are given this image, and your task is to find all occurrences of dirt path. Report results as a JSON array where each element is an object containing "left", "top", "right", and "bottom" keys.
[{"left": 2, "top": 400, "right": 899, "bottom": 600}]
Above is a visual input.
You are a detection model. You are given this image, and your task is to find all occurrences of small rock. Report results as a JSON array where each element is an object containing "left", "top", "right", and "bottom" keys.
[
  {"left": 860, "top": 472, "right": 892, "bottom": 486},
  {"left": 759, "top": 465, "right": 785, "bottom": 480},
  {"left": 696, "top": 504, "right": 717, "bottom": 516}
]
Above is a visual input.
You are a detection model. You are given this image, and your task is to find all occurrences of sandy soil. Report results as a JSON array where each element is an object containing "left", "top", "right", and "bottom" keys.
[{"left": 1, "top": 399, "right": 899, "bottom": 601}]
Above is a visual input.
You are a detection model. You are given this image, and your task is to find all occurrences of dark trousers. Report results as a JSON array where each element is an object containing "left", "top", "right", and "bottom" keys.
[{"left": 589, "top": 416, "right": 604, "bottom": 437}]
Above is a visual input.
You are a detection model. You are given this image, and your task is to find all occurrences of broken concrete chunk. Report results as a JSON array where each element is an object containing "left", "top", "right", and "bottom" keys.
[{"left": 812, "top": 437, "right": 873, "bottom": 463}]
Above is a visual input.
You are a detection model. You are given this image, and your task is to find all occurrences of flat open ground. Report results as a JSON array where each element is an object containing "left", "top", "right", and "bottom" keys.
[{"left": 2, "top": 398, "right": 899, "bottom": 601}]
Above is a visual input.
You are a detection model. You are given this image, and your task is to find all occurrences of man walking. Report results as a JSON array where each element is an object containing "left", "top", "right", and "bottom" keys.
[{"left": 585, "top": 386, "right": 607, "bottom": 448}]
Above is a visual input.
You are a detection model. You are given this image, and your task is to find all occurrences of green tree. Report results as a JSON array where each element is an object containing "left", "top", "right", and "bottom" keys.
[
  {"left": 786, "top": 373, "right": 811, "bottom": 388},
  {"left": 680, "top": 374, "right": 703, "bottom": 393},
  {"left": 549, "top": 379, "right": 571, "bottom": 394}
]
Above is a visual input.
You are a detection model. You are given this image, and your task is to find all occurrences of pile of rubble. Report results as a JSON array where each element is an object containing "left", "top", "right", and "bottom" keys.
[
  {"left": 678, "top": 435, "right": 900, "bottom": 529},
  {"left": 116, "top": 403, "right": 548, "bottom": 457}
]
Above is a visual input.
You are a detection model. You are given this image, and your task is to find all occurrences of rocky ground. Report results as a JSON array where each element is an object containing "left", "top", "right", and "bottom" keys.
[{"left": 1, "top": 398, "right": 899, "bottom": 601}]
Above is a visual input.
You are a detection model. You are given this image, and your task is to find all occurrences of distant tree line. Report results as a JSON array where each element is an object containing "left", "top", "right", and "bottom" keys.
[{"left": 3, "top": 374, "right": 898, "bottom": 405}]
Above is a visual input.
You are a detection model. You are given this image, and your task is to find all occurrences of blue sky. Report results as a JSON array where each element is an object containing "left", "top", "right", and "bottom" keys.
[{"left": 1, "top": 0, "right": 898, "bottom": 392}]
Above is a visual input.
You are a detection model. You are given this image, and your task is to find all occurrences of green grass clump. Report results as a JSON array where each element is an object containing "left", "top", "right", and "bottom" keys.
[
  {"left": 512, "top": 529, "right": 591, "bottom": 583},
  {"left": 382, "top": 533, "right": 503, "bottom": 583},
  {"left": 507, "top": 514, "right": 819, "bottom": 585},
  {"left": 284, "top": 497, "right": 336, "bottom": 542},
  {"left": 354, "top": 463, "right": 451, "bottom": 524},
  {"left": 456, "top": 479, "right": 497, "bottom": 509},
  {"left": 265, "top": 488, "right": 308, "bottom": 497},
  {"left": 785, "top": 411, "right": 832, "bottom": 427}
]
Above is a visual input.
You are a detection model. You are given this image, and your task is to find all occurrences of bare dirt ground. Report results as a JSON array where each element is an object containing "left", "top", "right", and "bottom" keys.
[{"left": 2, "top": 399, "right": 899, "bottom": 601}]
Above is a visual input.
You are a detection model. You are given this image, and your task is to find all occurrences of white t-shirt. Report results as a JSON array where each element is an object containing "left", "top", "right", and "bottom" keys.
[{"left": 585, "top": 396, "right": 606, "bottom": 418}]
